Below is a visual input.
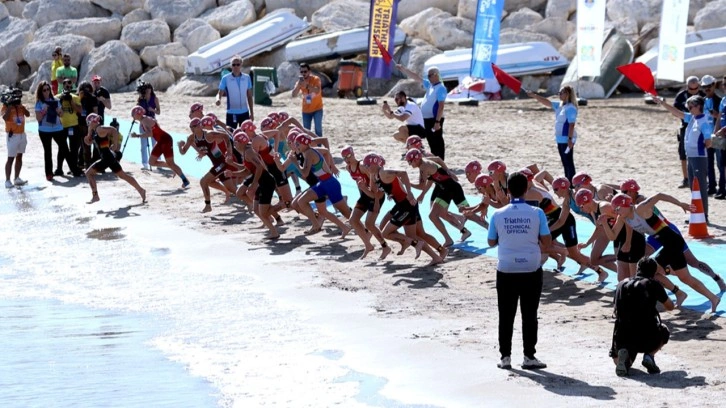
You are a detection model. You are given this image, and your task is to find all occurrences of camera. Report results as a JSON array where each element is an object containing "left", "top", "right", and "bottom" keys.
[
  {"left": 61, "top": 90, "right": 73, "bottom": 102},
  {"left": 110, "top": 118, "right": 119, "bottom": 130},
  {"left": 0, "top": 87, "right": 22, "bottom": 106}
]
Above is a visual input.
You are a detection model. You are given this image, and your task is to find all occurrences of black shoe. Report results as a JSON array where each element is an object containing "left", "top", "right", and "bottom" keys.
[
  {"left": 54, "top": 169, "right": 64, "bottom": 176},
  {"left": 715, "top": 193, "right": 726, "bottom": 200},
  {"left": 678, "top": 179, "right": 689, "bottom": 188},
  {"left": 708, "top": 188, "right": 717, "bottom": 196}
]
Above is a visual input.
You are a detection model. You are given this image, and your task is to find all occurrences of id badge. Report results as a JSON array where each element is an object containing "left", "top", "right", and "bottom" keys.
[{"left": 68, "top": 128, "right": 74, "bottom": 136}]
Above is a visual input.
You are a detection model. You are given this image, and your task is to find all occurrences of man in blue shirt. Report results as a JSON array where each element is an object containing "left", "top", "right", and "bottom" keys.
[
  {"left": 396, "top": 64, "right": 448, "bottom": 159},
  {"left": 215, "top": 55, "right": 254, "bottom": 129},
  {"left": 701, "top": 75, "right": 722, "bottom": 195},
  {"left": 488, "top": 172, "right": 552, "bottom": 370},
  {"left": 715, "top": 75, "right": 726, "bottom": 199}
]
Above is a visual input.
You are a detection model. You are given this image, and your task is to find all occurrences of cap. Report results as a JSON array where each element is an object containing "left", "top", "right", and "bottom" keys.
[
  {"left": 572, "top": 172, "right": 592, "bottom": 187},
  {"left": 278, "top": 111, "right": 289, "bottom": 121},
  {"left": 701, "top": 75, "right": 715, "bottom": 86},
  {"left": 341, "top": 146, "right": 354, "bottom": 158},
  {"left": 267, "top": 112, "right": 281, "bottom": 122},
  {"left": 686, "top": 75, "right": 699, "bottom": 85},
  {"left": 405, "top": 135, "right": 423, "bottom": 149},
  {"left": 611, "top": 193, "right": 633, "bottom": 209},
  {"left": 189, "top": 118, "right": 202, "bottom": 128},
  {"left": 240, "top": 120, "right": 256, "bottom": 132},
  {"left": 200, "top": 116, "right": 215, "bottom": 128},
  {"left": 474, "top": 174, "right": 494, "bottom": 188},
  {"left": 620, "top": 179, "right": 640, "bottom": 192},
  {"left": 465, "top": 160, "right": 481, "bottom": 175},
  {"left": 552, "top": 177, "right": 570, "bottom": 190},
  {"left": 286, "top": 131, "right": 299, "bottom": 143},
  {"left": 405, "top": 148, "right": 422, "bottom": 162},
  {"left": 519, "top": 168, "right": 534, "bottom": 181},
  {"left": 363, "top": 153, "right": 384, "bottom": 167},
  {"left": 91, "top": 75, "right": 102, "bottom": 81},
  {"left": 85, "top": 113, "right": 101, "bottom": 125},
  {"left": 233, "top": 132, "right": 249, "bottom": 145},
  {"left": 295, "top": 133, "right": 312, "bottom": 145},
  {"left": 189, "top": 102, "right": 204, "bottom": 113},
  {"left": 131, "top": 106, "right": 146, "bottom": 117},
  {"left": 205, "top": 112, "right": 217, "bottom": 122},
  {"left": 575, "top": 189, "right": 595, "bottom": 206},
  {"left": 487, "top": 160, "right": 507, "bottom": 173},
  {"left": 260, "top": 117, "right": 276, "bottom": 130}
]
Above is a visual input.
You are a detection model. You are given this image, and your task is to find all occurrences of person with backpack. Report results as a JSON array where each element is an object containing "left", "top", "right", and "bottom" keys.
[{"left": 610, "top": 257, "right": 674, "bottom": 377}]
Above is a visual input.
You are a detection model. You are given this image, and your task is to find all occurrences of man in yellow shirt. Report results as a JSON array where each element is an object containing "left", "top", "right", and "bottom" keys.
[
  {"left": 292, "top": 63, "right": 324, "bottom": 136},
  {"left": 55, "top": 78, "right": 83, "bottom": 177}
]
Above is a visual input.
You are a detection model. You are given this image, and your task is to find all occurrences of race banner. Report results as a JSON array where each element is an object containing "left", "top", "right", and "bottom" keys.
[
  {"left": 367, "top": 0, "right": 399, "bottom": 79},
  {"left": 470, "top": 0, "right": 504, "bottom": 79},
  {"left": 576, "top": 0, "right": 606, "bottom": 77},
  {"left": 657, "top": 0, "right": 689, "bottom": 82}
]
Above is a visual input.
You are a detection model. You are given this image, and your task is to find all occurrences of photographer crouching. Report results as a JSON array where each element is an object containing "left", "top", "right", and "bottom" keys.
[
  {"left": 2, "top": 87, "right": 31, "bottom": 188},
  {"left": 55, "top": 78, "right": 83, "bottom": 177}
]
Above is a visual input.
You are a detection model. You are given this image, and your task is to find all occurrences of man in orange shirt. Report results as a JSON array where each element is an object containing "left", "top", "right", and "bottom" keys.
[
  {"left": 2, "top": 89, "right": 31, "bottom": 187},
  {"left": 291, "top": 62, "right": 324, "bottom": 136}
]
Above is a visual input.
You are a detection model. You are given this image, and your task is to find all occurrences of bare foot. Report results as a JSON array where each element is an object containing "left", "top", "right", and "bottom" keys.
[
  {"left": 379, "top": 245, "right": 392, "bottom": 260},
  {"left": 711, "top": 296, "right": 721, "bottom": 313},
  {"left": 443, "top": 240, "right": 454, "bottom": 248},
  {"left": 360, "top": 245, "right": 374, "bottom": 260},
  {"left": 264, "top": 234, "right": 280, "bottom": 241},
  {"left": 397, "top": 241, "right": 410, "bottom": 256},
  {"left": 224, "top": 193, "right": 233, "bottom": 204},
  {"left": 304, "top": 224, "right": 322, "bottom": 235},
  {"left": 340, "top": 225, "right": 351, "bottom": 239},
  {"left": 596, "top": 268, "right": 608, "bottom": 283},
  {"left": 414, "top": 240, "right": 424, "bottom": 259},
  {"left": 576, "top": 263, "right": 588, "bottom": 275},
  {"left": 275, "top": 217, "right": 285, "bottom": 226},
  {"left": 89, "top": 193, "right": 100, "bottom": 204},
  {"left": 675, "top": 290, "right": 688, "bottom": 308},
  {"left": 426, "top": 256, "right": 444, "bottom": 266},
  {"left": 139, "top": 189, "right": 146, "bottom": 203},
  {"left": 439, "top": 246, "right": 449, "bottom": 259},
  {"left": 459, "top": 228, "right": 472, "bottom": 242},
  {"left": 202, "top": 204, "right": 212, "bottom": 213}
]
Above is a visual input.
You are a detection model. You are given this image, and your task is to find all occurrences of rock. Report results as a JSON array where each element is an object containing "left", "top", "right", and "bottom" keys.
[
  {"left": 90, "top": 0, "right": 143, "bottom": 14},
  {"left": 0, "top": 3, "right": 8, "bottom": 21},
  {"left": 200, "top": 0, "right": 255, "bottom": 36},
  {"left": 311, "top": 0, "right": 369, "bottom": 32},
  {"left": 264, "top": 0, "right": 336, "bottom": 20},
  {"left": 401, "top": 8, "right": 473, "bottom": 50},
  {"left": 545, "top": 0, "right": 576, "bottom": 19},
  {"left": 501, "top": 8, "right": 543, "bottom": 30},
  {"left": 34, "top": 17, "right": 122, "bottom": 46},
  {"left": 144, "top": 0, "right": 217, "bottom": 30},
  {"left": 387, "top": 79, "right": 425, "bottom": 98},
  {"left": 136, "top": 67, "right": 176, "bottom": 91},
  {"left": 397, "top": 39, "right": 442, "bottom": 78},
  {"left": 121, "top": 20, "right": 171, "bottom": 51},
  {"left": 224, "top": 0, "right": 264, "bottom": 14},
  {"left": 610, "top": 17, "right": 639, "bottom": 42},
  {"left": 606, "top": 0, "right": 661, "bottom": 28},
  {"left": 0, "top": 60, "right": 20, "bottom": 87},
  {"left": 78, "top": 40, "right": 143, "bottom": 91},
  {"left": 0, "top": 17, "right": 37, "bottom": 64},
  {"left": 559, "top": 32, "right": 577, "bottom": 60},
  {"left": 140, "top": 43, "right": 189, "bottom": 67},
  {"left": 572, "top": 81, "right": 605, "bottom": 99},
  {"left": 22, "top": 0, "right": 111, "bottom": 27},
  {"left": 276, "top": 61, "right": 299, "bottom": 93},
  {"left": 365, "top": 77, "right": 400, "bottom": 97},
  {"left": 505, "top": 0, "right": 547, "bottom": 13},
  {"left": 635, "top": 22, "right": 659, "bottom": 56},
  {"left": 400, "top": 8, "right": 444, "bottom": 41},
  {"left": 173, "top": 19, "right": 221, "bottom": 54},
  {"left": 694, "top": 0, "right": 726, "bottom": 30},
  {"left": 158, "top": 55, "right": 187, "bottom": 79},
  {"left": 545, "top": 74, "right": 565, "bottom": 95},
  {"left": 167, "top": 75, "right": 220, "bottom": 96},
  {"left": 4, "top": 1, "right": 24, "bottom": 18},
  {"left": 23, "top": 34, "right": 95, "bottom": 71},
  {"left": 499, "top": 28, "right": 560, "bottom": 49},
  {"left": 687, "top": 0, "right": 709, "bottom": 25},
  {"left": 457, "top": 0, "right": 476, "bottom": 20},
  {"left": 28, "top": 61, "right": 52, "bottom": 94},
  {"left": 122, "top": 9, "right": 150, "bottom": 26},
  {"left": 529, "top": 17, "right": 575, "bottom": 44},
  {"left": 398, "top": 0, "right": 457, "bottom": 22},
  {"left": 520, "top": 75, "right": 545, "bottom": 93}
]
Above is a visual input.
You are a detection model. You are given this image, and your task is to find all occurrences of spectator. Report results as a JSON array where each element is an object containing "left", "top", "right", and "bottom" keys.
[
  {"left": 215, "top": 55, "right": 253, "bottom": 130},
  {"left": 50, "top": 46, "right": 63, "bottom": 94},
  {"left": 672, "top": 76, "right": 705, "bottom": 188},
  {"left": 611, "top": 257, "right": 674, "bottom": 376},
  {"left": 77, "top": 81, "right": 99, "bottom": 170},
  {"left": 715, "top": 76, "right": 726, "bottom": 199},
  {"left": 292, "top": 62, "right": 323, "bottom": 136},
  {"left": 701, "top": 75, "right": 722, "bottom": 195},
  {"left": 2, "top": 88, "right": 30, "bottom": 187},
  {"left": 35, "top": 80, "right": 66, "bottom": 181},
  {"left": 55, "top": 54, "right": 78, "bottom": 91},
  {"left": 55, "top": 78, "right": 83, "bottom": 177},
  {"left": 136, "top": 81, "right": 160, "bottom": 171},
  {"left": 487, "top": 172, "right": 551, "bottom": 370},
  {"left": 396, "top": 64, "right": 447, "bottom": 159},
  {"left": 382, "top": 91, "right": 425, "bottom": 143},
  {"left": 91, "top": 75, "right": 111, "bottom": 123}
]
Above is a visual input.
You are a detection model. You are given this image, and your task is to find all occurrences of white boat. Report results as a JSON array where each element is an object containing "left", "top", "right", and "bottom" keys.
[
  {"left": 636, "top": 27, "right": 726, "bottom": 71},
  {"left": 185, "top": 10, "right": 310, "bottom": 75},
  {"left": 284, "top": 26, "right": 407, "bottom": 64},
  {"left": 445, "top": 76, "right": 502, "bottom": 103},
  {"left": 423, "top": 42, "right": 569, "bottom": 82}
]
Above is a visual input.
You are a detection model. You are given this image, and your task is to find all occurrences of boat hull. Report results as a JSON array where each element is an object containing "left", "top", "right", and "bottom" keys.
[{"left": 284, "top": 26, "right": 407, "bottom": 64}]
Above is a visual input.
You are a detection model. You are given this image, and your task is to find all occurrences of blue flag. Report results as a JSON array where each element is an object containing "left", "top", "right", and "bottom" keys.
[
  {"left": 367, "top": 0, "right": 399, "bottom": 79},
  {"left": 470, "top": 0, "right": 504, "bottom": 79}
]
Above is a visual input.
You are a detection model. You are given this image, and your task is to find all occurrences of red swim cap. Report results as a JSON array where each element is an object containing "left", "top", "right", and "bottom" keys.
[
  {"left": 341, "top": 145, "right": 354, "bottom": 158},
  {"left": 405, "top": 148, "right": 422, "bottom": 162},
  {"left": 620, "top": 179, "right": 640, "bottom": 192},
  {"left": 405, "top": 135, "right": 423, "bottom": 149},
  {"left": 475, "top": 174, "right": 494, "bottom": 188},
  {"left": 572, "top": 172, "right": 592, "bottom": 187},
  {"left": 611, "top": 193, "right": 633, "bottom": 209},
  {"left": 487, "top": 160, "right": 507, "bottom": 173},
  {"left": 575, "top": 188, "right": 595, "bottom": 206},
  {"left": 465, "top": 160, "right": 481, "bottom": 174},
  {"left": 552, "top": 177, "right": 570, "bottom": 190},
  {"left": 240, "top": 120, "right": 256, "bottom": 132},
  {"left": 189, "top": 118, "right": 202, "bottom": 128}
]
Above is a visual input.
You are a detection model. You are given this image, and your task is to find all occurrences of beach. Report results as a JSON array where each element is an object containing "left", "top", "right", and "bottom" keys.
[{"left": 2, "top": 90, "right": 726, "bottom": 406}]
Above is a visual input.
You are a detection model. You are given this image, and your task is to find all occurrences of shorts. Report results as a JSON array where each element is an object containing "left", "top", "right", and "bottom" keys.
[
  {"left": 406, "top": 124, "right": 425, "bottom": 137},
  {"left": 610, "top": 320, "right": 670, "bottom": 358},
  {"left": 150, "top": 134, "right": 174, "bottom": 159},
  {"left": 355, "top": 193, "right": 385, "bottom": 213},
  {"left": 433, "top": 181, "right": 469, "bottom": 208},
  {"left": 265, "top": 162, "right": 289, "bottom": 187},
  {"left": 677, "top": 128, "right": 686, "bottom": 161},
  {"left": 550, "top": 213, "right": 578, "bottom": 248},
  {"left": 389, "top": 200, "right": 421, "bottom": 227},
  {"left": 91, "top": 151, "right": 122, "bottom": 173},
  {"left": 209, "top": 161, "right": 229, "bottom": 182},
  {"left": 311, "top": 176, "right": 344, "bottom": 204},
  {"left": 226, "top": 112, "right": 250, "bottom": 130},
  {"left": 652, "top": 228, "right": 688, "bottom": 271},
  {"left": 647, "top": 223, "right": 689, "bottom": 252},
  {"left": 615, "top": 228, "right": 646, "bottom": 263},
  {"left": 6, "top": 132, "right": 27, "bottom": 157},
  {"left": 245, "top": 173, "right": 276, "bottom": 205}
]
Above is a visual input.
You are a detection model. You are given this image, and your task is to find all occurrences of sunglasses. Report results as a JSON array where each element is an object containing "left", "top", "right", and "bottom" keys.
[
  {"left": 42, "top": 88, "right": 51, "bottom": 92},
  {"left": 427, "top": 72, "right": 437, "bottom": 77},
  {"left": 231, "top": 63, "right": 241, "bottom": 67},
  {"left": 688, "top": 86, "right": 699, "bottom": 91},
  {"left": 704, "top": 84, "right": 714, "bottom": 89},
  {"left": 300, "top": 70, "right": 309, "bottom": 74}
]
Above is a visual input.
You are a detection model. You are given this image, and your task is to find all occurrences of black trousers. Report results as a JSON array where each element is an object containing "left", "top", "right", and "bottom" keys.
[
  {"left": 557, "top": 143, "right": 576, "bottom": 183},
  {"left": 423, "top": 117, "right": 445, "bottom": 160},
  {"left": 39, "top": 130, "right": 63, "bottom": 177},
  {"left": 62, "top": 125, "right": 82, "bottom": 175},
  {"left": 707, "top": 147, "right": 716, "bottom": 191},
  {"left": 226, "top": 111, "right": 250, "bottom": 130},
  {"left": 497, "top": 268, "right": 543, "bottom": 359}
]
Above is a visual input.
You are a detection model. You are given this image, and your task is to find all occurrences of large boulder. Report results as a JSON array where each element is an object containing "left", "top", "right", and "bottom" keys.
[
  {"left": 90, "top": 0, "right": 144, "bottom": 14},
  {"left": 0, "top": 60, "right": 20, "bottom": 87},
  {"left": 135, "top": 67, "right": 176, "bottom": 91},
  {"left": 559, "top": 32, "right": 577, "bottom": 60},
  {"left": 4, "top": 1, "right": 24, "bottom": 18},
  {"left": 22, "top": 0, "right": 111, "bottom": 27},
  {"left": 401, "top": 8, "right": 473, "bottom": 50},
  {"left": 200, "top": 0, "right": 256, "bottom": 36},
  {"left": 122, "top": 9, "right": 150, "bottom": 26},
  {"left": 545, "top": 0, "right": 576, "bottom": 19},
  {"left": 224, "top": 0, "right": 264, "bottom": 14},
  {"left": 457, "top": 0, "right": 476, "bottom": 20},
  {"left": 23, "top": 34, "right": 95, "bottom": 71},
  {"left": 33, "top": 17, "right": 122, "bottom": 46},
  {"left": 140, "top": 43, "right": 189, "bottom": 67},
  {"left": 505, "top": 0, "right": 547, "bottom": 13},
  {"left": 398, "top": 38, "right": 441, "bottom": 78},
  {"left": 0, "top": 3, "right": 8, "bottom": 21},
  {"left": 264, "top": 0, "right": 335, "bottom": 20},
  {"left": 144, "top": 0, "right": 216, "bottom": 30},
  {"left": 606, "top": 0, "right": 661, "bottom": 28},
  {"left": 687, "top": 0, "right": 709, "bottom": 25},
  {"left": 693, "top": 0, "right": 726, "bottom": 30},
  {"left": 275, "top": 61, "right": 299, "bottom": 93},
  {"left": 311, "top": 0, "right": 369, "bottom": 32},
  {"left": 501, "top": 8, "right": 543, "bottom": 30},
  {"left": 499, "top": 28, "right": 560, "bottom": 49},
  {"left": 28, "top": 61, "right": 53, "bottom": 94},
  {"left": 610, "top": 16, "right": 639, "bottom": 42},
  {"left": 166, "top": 75, "right": 220, "bottom": 96},
  {"left": 398, "top": 0, "right": 457, "bottom": 22},
  {"left": 121, "top": 20, "right": 171, "bottom": 51},
  {"left": 78, "top": 40, "right": 143, "bottom": 91},
  {"left": 173, "top": 19, "right": 220, "bottom": 54},
  {"left": 157, "top": 55, "right": 187, "bottom": 79},
  {"left": 387, "top": 79, "right": 425, "bottom": 98},
  {"left": 529, "top": 17, "right": 575, "bottom": 44},
  {"left": 0, "top": 17, "right": 37, "bottom": 64}
]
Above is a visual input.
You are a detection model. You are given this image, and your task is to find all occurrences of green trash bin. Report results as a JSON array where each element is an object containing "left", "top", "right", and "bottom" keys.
[{"left": 251, "top": 66, "right": 278, "bottom": 106}]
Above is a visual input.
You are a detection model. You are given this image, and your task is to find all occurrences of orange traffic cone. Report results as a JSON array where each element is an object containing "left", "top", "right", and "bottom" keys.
[{"left": 688, "top": 177, "right": 711, "bottom": 238}]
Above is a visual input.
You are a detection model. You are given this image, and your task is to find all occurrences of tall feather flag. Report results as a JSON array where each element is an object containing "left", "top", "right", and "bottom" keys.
[
  {"left": 470, "top": 0, "right": 505, "bottom": 79},
  {"left": 367, "top": 0, "right": 399, "bottom": 79}
]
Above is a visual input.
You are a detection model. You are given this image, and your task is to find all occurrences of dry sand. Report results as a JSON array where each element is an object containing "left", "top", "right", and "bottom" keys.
[{"left": 12, "top": 90, "right": 726, "bottom": 405}]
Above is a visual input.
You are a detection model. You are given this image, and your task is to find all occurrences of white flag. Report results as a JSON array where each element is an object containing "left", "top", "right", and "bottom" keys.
[
  {"left": 657, "top": 0, "right": 689, "bottom": 82},
  {"left": 576, "top": 0, "right": 606, "bottom": 77}
]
